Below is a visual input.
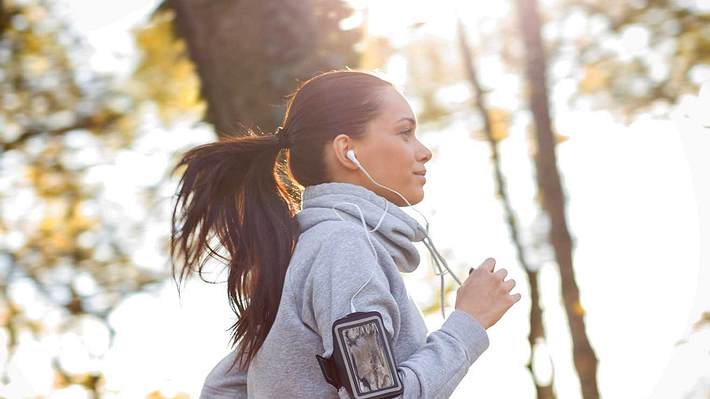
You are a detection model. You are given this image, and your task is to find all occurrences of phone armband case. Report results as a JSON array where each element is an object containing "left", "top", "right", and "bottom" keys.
[{"left": 315, "top": 311, "right": 404, "bottom": 399}]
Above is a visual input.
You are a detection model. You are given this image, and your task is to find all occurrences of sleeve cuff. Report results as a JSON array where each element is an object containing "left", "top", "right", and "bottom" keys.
[{"left": 441, "top": 309, "right": 490, "bottom": 363}]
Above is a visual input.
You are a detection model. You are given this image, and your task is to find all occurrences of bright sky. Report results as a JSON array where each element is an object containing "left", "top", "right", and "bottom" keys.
[{"left": 2, "top": 1, "right": 709, "bottom": 398}]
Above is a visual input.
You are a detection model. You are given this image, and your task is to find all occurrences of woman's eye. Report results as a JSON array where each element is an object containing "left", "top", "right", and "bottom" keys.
[{"left": 400, "top": 129, "right": 412, "bottom": 137}]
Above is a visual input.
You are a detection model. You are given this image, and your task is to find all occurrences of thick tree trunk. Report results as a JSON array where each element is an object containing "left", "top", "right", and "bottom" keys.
[
  {"left": 167, "top": 0, "right": 267, "bottom": 136},
  {"left": 514, "top": 0, "right": 601, "bottom": 398},
  {"left": 457, "top": 19, "right": 557, "bottom": 399},
  {"left": 165, "top": 0, "right": 360, "bottom": 137}
]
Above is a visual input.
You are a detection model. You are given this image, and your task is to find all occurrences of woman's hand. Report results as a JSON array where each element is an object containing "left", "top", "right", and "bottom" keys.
[{"left": 454, "top": 257, "right": 520, "bottom": 329}]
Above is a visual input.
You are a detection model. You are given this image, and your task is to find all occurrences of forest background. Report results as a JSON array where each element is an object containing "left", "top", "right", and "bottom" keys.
[{"left": 1, "top": 0, "right": 709, "bottom": 398}]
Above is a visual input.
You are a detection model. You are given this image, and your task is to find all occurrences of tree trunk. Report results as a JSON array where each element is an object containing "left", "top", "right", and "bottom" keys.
[
  {"left": 164, "top": 0, "right": 361, "bottom": 137},
  {"left": 514, "top": 0, "right": 601, "bottom": 398},
  {"left": 457, "top": 19, "right": 557, "bottom": 399}
]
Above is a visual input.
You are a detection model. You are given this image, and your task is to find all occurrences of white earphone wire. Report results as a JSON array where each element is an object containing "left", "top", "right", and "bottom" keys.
[
  {"left": 343, "top": 149, "right": 462, "bottom": 318},
  {"left": 331, "top": 201, "right": 387, "bottom": 313}
]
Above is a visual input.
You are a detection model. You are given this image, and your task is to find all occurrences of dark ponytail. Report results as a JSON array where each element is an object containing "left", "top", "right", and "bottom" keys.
[{"left": 169, "top": 68, "right": 394, "bottom": 372}]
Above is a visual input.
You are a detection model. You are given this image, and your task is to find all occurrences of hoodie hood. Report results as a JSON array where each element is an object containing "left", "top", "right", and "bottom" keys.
[{"left": 296, "top": 181, "right": 427, "bottom": 273}]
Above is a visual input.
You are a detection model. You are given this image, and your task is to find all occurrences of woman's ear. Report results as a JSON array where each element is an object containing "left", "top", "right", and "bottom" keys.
[{"left": 331, "top": 134, "right": 359, "bottom": 171}]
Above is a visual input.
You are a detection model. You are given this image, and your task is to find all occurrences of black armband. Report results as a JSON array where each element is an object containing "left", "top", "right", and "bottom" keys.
[{"left": 315, "top": 311, "right": 404, "bottom": 399}]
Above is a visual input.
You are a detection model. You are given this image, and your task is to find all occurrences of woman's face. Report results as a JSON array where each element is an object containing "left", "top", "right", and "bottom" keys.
[{"left": 329, "top": 87, "right": 433, "bottom": 207}]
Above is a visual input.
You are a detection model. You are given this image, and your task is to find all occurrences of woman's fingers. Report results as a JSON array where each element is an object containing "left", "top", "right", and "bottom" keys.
[
  {"left": 503, "top": 278, "right": 516, "bottom": 292},
  {"left": 480, "top": 257, "right": 496, "bottom": 273}
]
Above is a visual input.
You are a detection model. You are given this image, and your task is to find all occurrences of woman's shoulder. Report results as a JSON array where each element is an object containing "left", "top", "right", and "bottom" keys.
[
  {"left": 288, "top": 220, "right": 387, "bottom": 280},
  {"left": 289, "top": 220, "right": 408, "bottom": 300},
  {"left": 296, "top": 220, "right": 384, "bottom": 256},
  {"left": 300, "top": 219, "right": 371, "bottom": 240}
]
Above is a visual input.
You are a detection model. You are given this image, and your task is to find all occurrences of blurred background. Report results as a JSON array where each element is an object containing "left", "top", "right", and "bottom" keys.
[{"left": 0, "top": 0, "right": 709, "bottom": 398}]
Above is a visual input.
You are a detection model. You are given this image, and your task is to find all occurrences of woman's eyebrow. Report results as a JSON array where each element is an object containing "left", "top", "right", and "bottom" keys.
[{"left": 396, "top": 117, "right": 417, "bottom": 126}]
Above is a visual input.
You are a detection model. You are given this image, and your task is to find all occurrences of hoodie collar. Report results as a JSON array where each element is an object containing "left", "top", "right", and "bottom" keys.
[{"left": 296, "top": 181, "right": 427, "bottom": 273}]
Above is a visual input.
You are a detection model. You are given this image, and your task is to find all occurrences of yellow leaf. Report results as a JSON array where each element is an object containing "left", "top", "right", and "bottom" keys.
[
  {"left": 580, "top": 65, "right": 609, "bottom": 93},
  {"left": 555, "top": 132, "right": 569, "bottom": 144},
  {"left": 491, "top": 108, "right": 510, "bottom": 142},
  {"left": 53, "top": 370, "right": 69, "bottom": 389},
  {"left": 573, "top": 300, "right": 585, "bottom": 317},
  {"left": 132, "top": 9, "right": 203, "bottom": 125},
  {"left": 146, "top": 390, "right": 166, "bottom": 399}
]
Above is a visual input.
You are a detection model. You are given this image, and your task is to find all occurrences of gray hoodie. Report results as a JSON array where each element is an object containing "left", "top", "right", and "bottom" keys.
[{"left": 199, "top": 181, "right": 490, "bottom": 398}]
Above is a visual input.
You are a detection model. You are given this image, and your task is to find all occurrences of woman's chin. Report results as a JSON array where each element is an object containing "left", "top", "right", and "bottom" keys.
[
  {"left": 403, "top": 185, "right": 425, "bottom": 206},
  {"left": 381, "top": 180, "right": 425, "bottom": 206},
  {"left": 414, "top": 189, "right": 425, "bottom": 205}
]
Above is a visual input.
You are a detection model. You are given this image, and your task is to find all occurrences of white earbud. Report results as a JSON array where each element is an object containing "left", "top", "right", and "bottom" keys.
[{"left": 346, "top": 149, "right": 360, "bottom": 167}]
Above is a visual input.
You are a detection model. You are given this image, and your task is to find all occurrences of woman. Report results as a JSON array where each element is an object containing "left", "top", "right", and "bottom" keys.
[{"left": 170, "top": 69, "right": 521, "bottom": 398}]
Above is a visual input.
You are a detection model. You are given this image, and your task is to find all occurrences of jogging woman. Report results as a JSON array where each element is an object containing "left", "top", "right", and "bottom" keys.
[{"left": 170, "top": 69, "right": 521, "bottom": 398}]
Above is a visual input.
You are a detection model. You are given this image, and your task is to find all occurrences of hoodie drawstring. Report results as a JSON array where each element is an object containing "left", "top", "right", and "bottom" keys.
[
  {"left": 331, "top": 199, "right": 462, "bottom": 319},
  {"left": 331, "top": 200, "right": 389, "bottom": 314}
]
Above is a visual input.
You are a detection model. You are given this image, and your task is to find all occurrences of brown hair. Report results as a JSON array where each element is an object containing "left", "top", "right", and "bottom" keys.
[{"left": 169, "top": 69, "right": 394, "bottom": 371}]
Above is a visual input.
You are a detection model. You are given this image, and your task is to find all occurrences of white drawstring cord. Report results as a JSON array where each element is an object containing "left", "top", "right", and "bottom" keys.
[
  {"left": 331, "top": 200, "right": 389, "bottom": 313},
  {"left": 421, "top": 234, "right": 462, "bottom": 318},
  {"left": 352, "top": 162, "right": 462, "bottom": 282},
  {"left": 355, "top": 165, "right": 464, "bottom": 319},
  {"left": 330, "top": 185, "right": 462, "bottom": 319},
  {"left": 333, "top": 149, "right": 464, "bottom": 318}
]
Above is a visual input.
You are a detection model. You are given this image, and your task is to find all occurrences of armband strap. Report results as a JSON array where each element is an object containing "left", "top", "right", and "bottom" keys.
[{"left": 315, "top": 311, "right": 404, "bottom": 399}]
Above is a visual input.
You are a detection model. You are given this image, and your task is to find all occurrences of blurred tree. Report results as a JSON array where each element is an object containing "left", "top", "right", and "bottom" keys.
[
  {"left": 400, "top": 34, "right": 462, "bottom": 125},
  {"left": 432, "top": 1, "right": 709, "bottom": 397},
  {"left": 554, "top": 0, "right": 710, "bottom": 120},
  {"left": 163, "top": 0, "right": 363, "bottom": 137},
  {"left": 130, "top": 8, "right": 205, "bottom": 126},
  {"left": 458, "top": 18, "right": 558, "bottom": 399},
  {"left": 0, "top": 0, "right": 175, "bottom": 396},
  {"left": 515, "top": 0, "right": 601, "bottom": 397}
]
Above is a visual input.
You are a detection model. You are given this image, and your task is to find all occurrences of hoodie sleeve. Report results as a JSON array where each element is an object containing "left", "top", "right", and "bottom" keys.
[
  {"left": 199, "top": 349, "right": 247, "bottom": 399},
  {"left": 302, "top": 231, "right": 490, "bottom": 399}
]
